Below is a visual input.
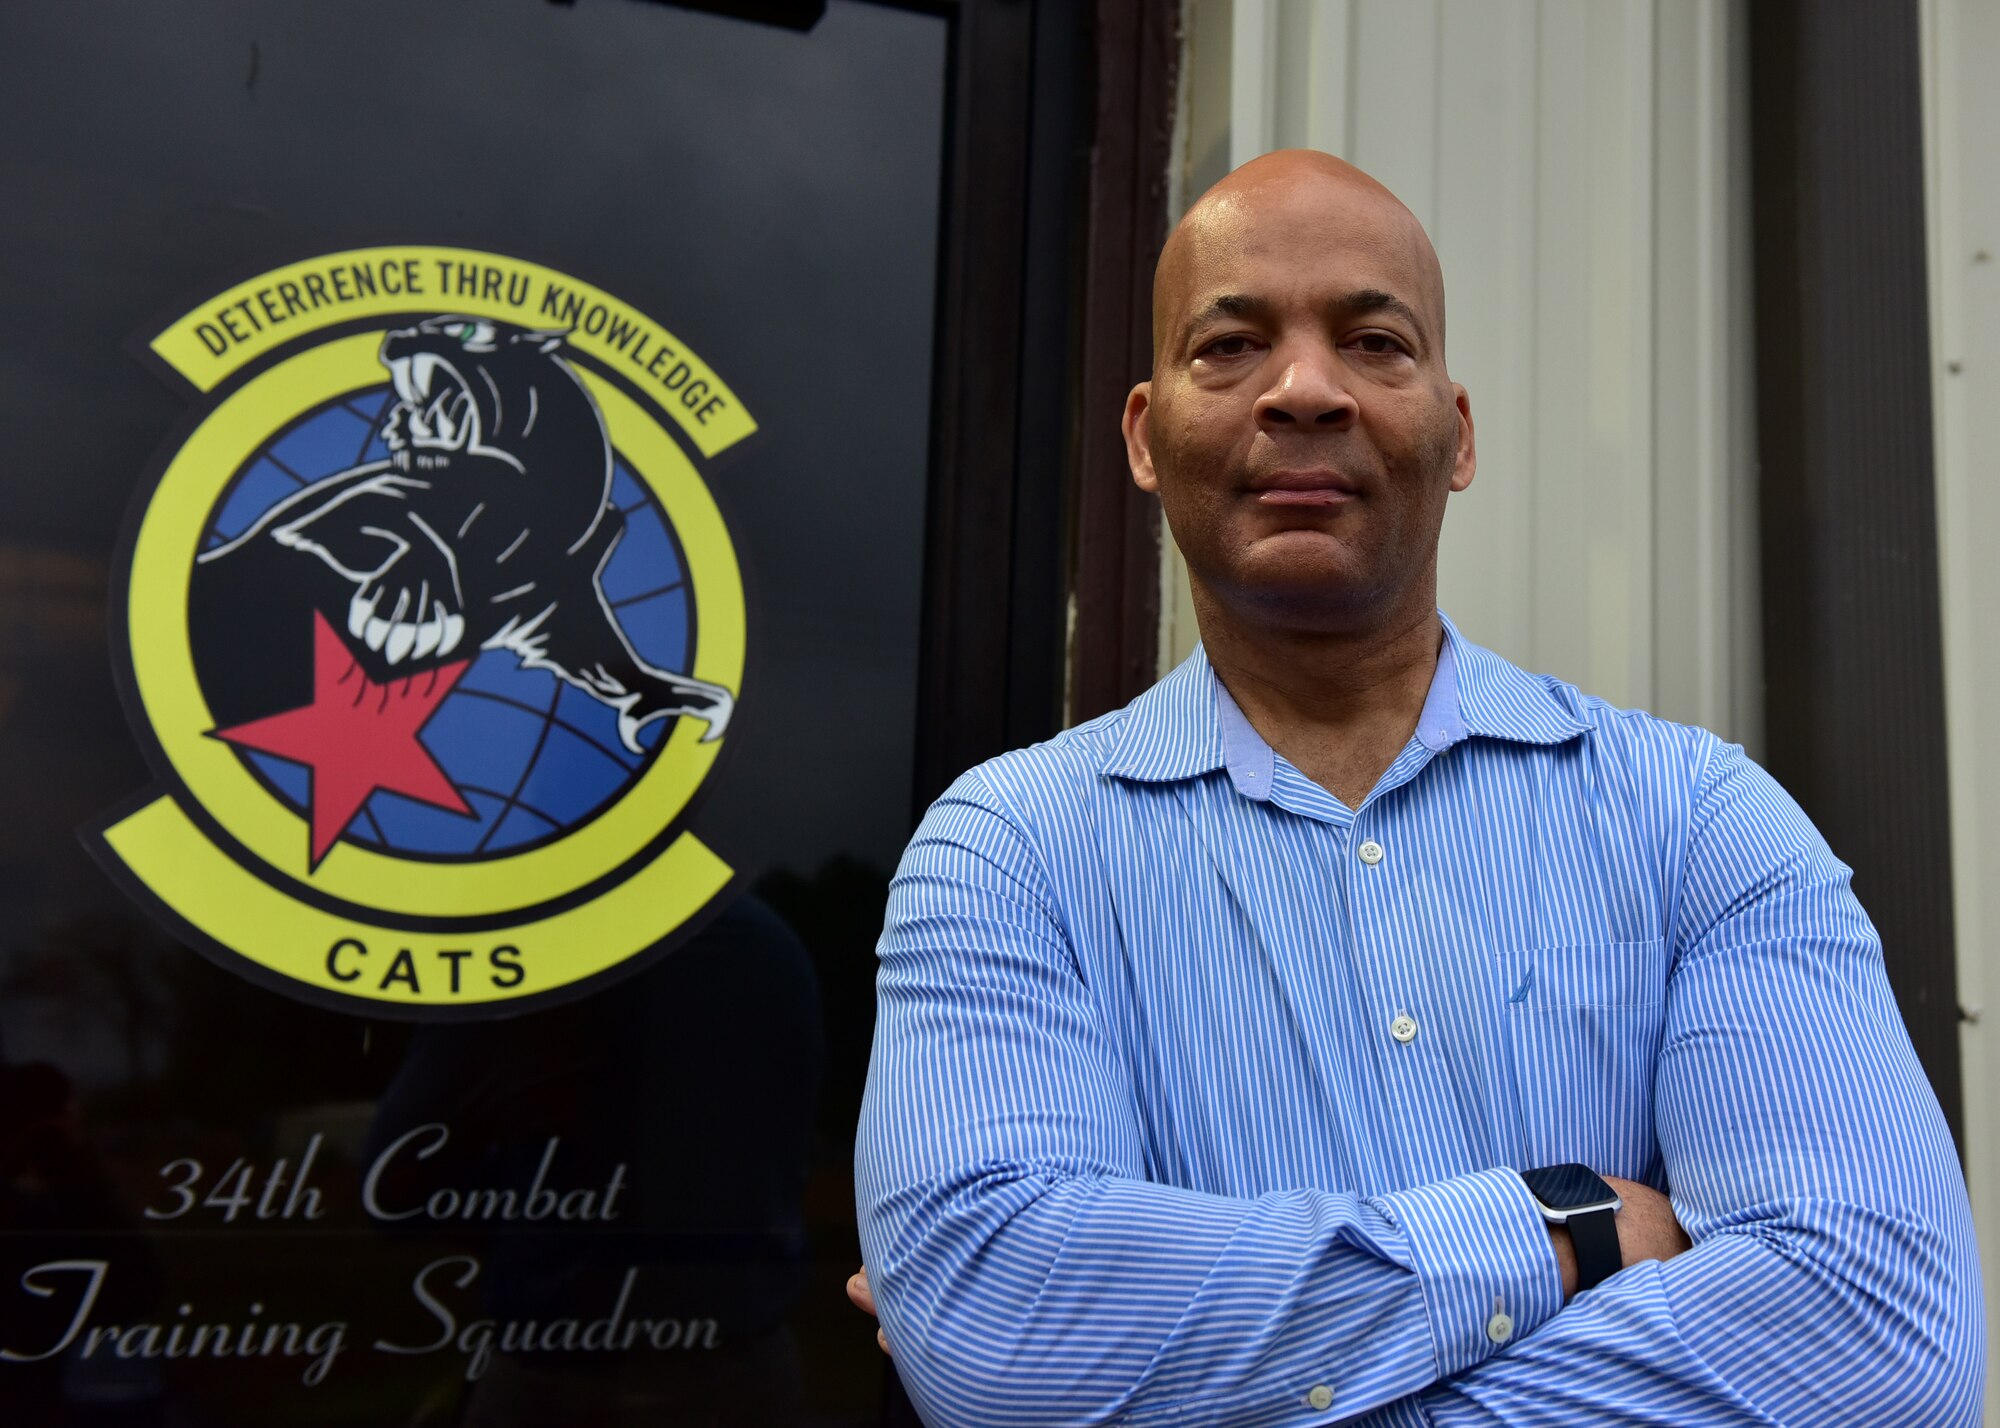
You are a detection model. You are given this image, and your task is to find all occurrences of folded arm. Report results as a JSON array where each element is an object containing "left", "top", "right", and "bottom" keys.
[
  {"left": 855, "top": 772, "right": 1566, "bottom": 1428},
  {"left": 1396, "top": 743, "right": 1985, "bottom": 1426}
]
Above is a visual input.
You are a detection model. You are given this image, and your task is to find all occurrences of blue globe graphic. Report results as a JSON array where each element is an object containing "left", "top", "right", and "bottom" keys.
[{"left": 200, "top": 385, "right": 696, "bottom": 859}]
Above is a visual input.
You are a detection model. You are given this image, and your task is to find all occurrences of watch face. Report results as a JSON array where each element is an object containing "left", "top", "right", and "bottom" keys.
[{"left": 1522, "top": 1163, "right": 1617, "bottom": 1211}]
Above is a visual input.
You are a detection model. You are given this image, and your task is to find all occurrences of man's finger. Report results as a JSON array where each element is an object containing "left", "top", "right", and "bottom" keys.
[{"left": 847, "top": 1267, "right": 877, "bottom": 1315}]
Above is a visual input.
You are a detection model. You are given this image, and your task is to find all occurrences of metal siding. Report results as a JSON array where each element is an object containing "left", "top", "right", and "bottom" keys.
[
  {"left": 1170, "top": 0, "right": 1757, "bottom": 753},
  {"left": 1920, "top": 0, "right": 1999, "bottom": 1413}
]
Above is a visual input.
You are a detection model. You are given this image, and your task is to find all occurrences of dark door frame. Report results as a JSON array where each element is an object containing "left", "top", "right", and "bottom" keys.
[
  {"left": 912, "top": 0, "right": 1076, "bottom": 815},
  {"left": 908, "top": 0, "right": 1176, "bottom": 815},
  {"left": 1749, "top": 0, "right": 1963, "bottom": 1144}
]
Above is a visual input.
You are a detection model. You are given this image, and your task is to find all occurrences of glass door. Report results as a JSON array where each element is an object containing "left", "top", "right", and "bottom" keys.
[{"left": 0, "top": 3, "right": 974, "bottom": 1422}]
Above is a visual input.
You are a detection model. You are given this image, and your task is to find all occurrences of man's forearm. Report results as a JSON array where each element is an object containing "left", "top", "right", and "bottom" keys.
[
  {"left": 1364, "top": 1191, "right": 1983, "bottom": 1428},
  {"left": 858, "top": 1154, "right": 1567, "bottom": 1428}
]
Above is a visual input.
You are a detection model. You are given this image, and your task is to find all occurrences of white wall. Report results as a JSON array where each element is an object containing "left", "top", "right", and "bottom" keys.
[
  {"left": 1920, "top": 0, "right": 2000, "bottom": 1415},
  {"left": 1163, "top": 0, "right": 1760, "bottom": 753}
]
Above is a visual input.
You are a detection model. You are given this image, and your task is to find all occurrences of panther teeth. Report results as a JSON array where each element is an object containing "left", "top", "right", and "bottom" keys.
[
  {"left": 410, "top": 354, "right": 442, "bottom": 401},
  {"left": 356, "top": 609, "right": 467, "bottom": 666},
  {"left": 412, "top": 613, "right": 443, "bottom": 661},
  {"left": 389, "top": 357, "right": 419, "bottom": 405},
  {"left": 348, "top": 589, "right": 380, "bottom": 639}
]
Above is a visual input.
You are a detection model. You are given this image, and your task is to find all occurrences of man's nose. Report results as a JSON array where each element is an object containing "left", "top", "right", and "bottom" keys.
[{"left": 1252, "top": 346, "right": 1358, "bottom": 429}]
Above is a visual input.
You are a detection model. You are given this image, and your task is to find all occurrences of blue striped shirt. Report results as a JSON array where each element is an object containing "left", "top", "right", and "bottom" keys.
[{"left": 855, "top": 615, "right": 1983, "bottom": 1426}]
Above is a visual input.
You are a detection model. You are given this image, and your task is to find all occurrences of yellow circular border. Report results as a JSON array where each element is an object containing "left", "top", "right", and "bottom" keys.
[{"left": 126, "top": 332, "right": 746, "bottom": 919}]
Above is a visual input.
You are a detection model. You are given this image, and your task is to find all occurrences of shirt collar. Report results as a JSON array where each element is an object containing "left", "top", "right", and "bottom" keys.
[
  {"left": 1099, "top": 643, "right": 1228, "bottom": 783},
  {"left": 1102, "top": 611, "right": 1589, "bottom": 787},
  {"left": 1443, "top": 612, "right": 1593, "bottom": 747}
]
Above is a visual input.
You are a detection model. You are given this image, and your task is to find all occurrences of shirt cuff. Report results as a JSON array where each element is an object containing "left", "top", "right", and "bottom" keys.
[{"left": 1371, "top": 1167, "right": 1564, "bottom": 1379}]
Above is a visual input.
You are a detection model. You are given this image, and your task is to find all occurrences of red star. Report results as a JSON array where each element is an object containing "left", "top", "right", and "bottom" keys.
[{"left": 212, "top": 611, "right": 474, "bottom": 869}]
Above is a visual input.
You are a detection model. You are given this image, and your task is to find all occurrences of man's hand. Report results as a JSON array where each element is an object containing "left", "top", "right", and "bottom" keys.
[
  {"left": 1547, "top": 1174, "right": 1691, "bottom": 1299},
  {"left": 848, "top": 1266, "right": 891, "bottom": 1356}
]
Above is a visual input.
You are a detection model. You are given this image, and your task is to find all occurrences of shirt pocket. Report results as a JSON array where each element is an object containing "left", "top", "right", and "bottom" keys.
[{"left": 1494, "top": 939, "right": 1667, "bottom": 1174}]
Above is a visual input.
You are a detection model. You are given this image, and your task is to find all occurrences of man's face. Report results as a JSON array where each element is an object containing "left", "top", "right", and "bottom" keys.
[{"left": 1125, "top": 171, "right": 1475, "bottom": 633}]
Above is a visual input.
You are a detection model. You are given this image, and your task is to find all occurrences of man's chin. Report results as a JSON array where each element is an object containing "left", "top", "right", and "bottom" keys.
[
  {"left": 1212, "top": 551, "right": 1400, "bottom": 630},
  {"left": 1235, "top": 532, "right": 1374, "bottom": 590}
]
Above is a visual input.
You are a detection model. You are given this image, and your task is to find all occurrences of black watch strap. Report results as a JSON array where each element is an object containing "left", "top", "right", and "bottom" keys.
[{"left": 1567, "top": 1205, "right": 1620, "bottom": 1292}]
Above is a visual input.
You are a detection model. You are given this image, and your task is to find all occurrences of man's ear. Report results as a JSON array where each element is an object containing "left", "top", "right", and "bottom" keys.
[
  {"left": 1449, "top": 382, "right": 1477, "bottom": 494},
  {"left": 1123, "top": 382, "right": 1159, "bottom": 494}
]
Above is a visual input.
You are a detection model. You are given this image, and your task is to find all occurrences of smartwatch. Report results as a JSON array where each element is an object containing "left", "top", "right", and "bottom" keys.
[{"left": 1521, "top": 1163, "right": 1621, "bottom": 1292}]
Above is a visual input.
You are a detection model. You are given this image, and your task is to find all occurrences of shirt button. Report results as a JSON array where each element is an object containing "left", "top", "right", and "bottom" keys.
[
  {"left": 1389, "top": 1013, "right": 1418, "bottom": 1043},
  {"left": 1486, "top": 1311, "right": 1515, "bottom": 1344},
  {"left": 1305, "top": 1383, "right": 1334, "bottom": 1411},
  {"left": 1358, "top": 839, "right": 1384, "bottom": 865}
]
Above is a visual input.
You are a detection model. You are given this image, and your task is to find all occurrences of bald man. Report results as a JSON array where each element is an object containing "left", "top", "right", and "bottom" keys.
[{"left": 852, "top": 153, "right": 1983, "bottom": 1426}]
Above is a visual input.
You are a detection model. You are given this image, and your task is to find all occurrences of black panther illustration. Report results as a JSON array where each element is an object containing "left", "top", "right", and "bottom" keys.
[{"left": 193, "top": 317, "right": 733, "bottom": 753}]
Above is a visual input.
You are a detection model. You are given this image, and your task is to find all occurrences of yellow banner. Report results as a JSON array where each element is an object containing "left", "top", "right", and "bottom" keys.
[
  {"left": 149, "top": 246, "right": 755, "bottom": 458},
  {"left": 98, "top": 796, "right": 733, "bottom": 1008}
]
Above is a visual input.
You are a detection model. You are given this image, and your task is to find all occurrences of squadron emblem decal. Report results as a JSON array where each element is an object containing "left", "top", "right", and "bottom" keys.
[{"left": 88, "top": 247, "right": 752, "bottom": 1015}]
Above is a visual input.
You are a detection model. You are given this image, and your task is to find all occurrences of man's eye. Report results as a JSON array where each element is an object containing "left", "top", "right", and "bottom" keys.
[
  {"left": 1354, "top": 332, "right": 1405, "bottom": 355},
  {"left": 1203, "top": 335, "right": 1256, "bottom": 358}
]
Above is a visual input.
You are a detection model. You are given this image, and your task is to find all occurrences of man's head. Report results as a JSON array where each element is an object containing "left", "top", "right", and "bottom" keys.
[{"left": 1123, "top": 150, "right": 1474, "bottom": 636}]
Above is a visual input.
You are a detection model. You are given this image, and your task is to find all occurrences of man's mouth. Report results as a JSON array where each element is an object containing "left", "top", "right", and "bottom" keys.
[{"left": 1250, "top": 471, "right": 1361, "bottom": 506}]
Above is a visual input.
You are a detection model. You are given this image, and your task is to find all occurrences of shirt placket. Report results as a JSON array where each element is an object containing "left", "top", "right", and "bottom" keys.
[{"left": 1344, "top": 752, "right": 1460, "bottom": 1190}]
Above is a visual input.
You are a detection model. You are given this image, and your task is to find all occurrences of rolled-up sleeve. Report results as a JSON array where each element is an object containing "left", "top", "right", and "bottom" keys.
[{"left": 855, "top": 771, "right": 1564, "bottom": 1428}]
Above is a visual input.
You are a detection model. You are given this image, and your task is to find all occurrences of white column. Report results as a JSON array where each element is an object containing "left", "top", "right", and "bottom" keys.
[{"left": 1920, "top": 0, "right": 1999, "bottom": 1414}]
